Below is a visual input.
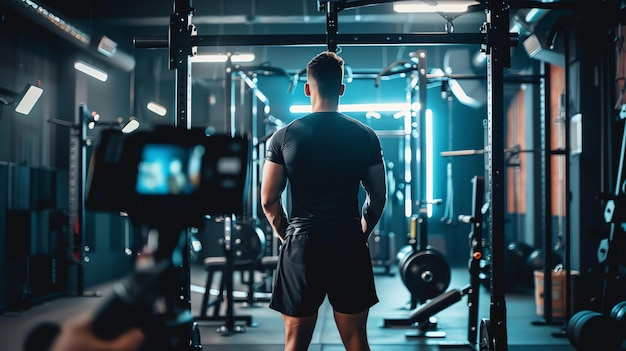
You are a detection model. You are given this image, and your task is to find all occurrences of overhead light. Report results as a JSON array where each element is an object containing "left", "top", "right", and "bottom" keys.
[
  {"left": 97, "top": 35, "right": 118, "bottom": 57},
  {"left": 0, "top": 83, "right": 44, "bottom": 116},
  {"left": 147, "top": 101, "right": 167, "bottom": 116},
  {"left": 15, "top": 84, "right": 43, "bottom": 115},
  {"left": 74, "top": 61, "right": 108, "bottom": 82},
  {"left": 191, "top": 53, "right": 255, "bottom": 63},
  {"left": 393, "top": 1, "right": 473, "bottom": 13},
  {"left": 89, "top": 116, "right": 139, "bottom": 133},
  {"left": 122, "top": 117, "right": 140, "bottom": 133},
  {"left": 523, "top": 33, "right": 564, "bottom": 67}
]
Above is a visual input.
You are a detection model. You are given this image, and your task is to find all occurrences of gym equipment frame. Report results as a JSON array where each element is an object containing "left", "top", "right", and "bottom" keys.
[
  {"left": 384, "top": 175, "right": 485, "bottom": 346},
  {"left": 130, "top": 1, "right": 579, "bottom": 350}
]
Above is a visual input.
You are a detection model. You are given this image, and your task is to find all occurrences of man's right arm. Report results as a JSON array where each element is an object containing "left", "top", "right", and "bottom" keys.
[{"left": 260, "top": 160, "right": 289, "bottom": 243}]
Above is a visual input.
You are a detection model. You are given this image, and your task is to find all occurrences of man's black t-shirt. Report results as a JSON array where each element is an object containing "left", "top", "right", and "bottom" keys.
[{"left": 266, "top": 112, "right": 383, "bottom": 222}]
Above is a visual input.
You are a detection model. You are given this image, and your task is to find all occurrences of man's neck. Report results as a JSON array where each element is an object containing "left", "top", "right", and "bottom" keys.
[{"left": 311, "top": 99, "right": 339, "bottom": 113}]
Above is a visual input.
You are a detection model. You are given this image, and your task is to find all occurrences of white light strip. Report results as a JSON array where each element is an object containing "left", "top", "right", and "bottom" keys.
[
  {"left": 74, "top": 61, "right": 108, "bottom": 82},
  {"left": 289, "top": 102, "right": 411, "bottom": 114},
  {"left": 393, "top": 1, "right": 471, "bottom": 13},
  {"left": 425, "top": 109, "right": 434, "bottom": 218},
  {"left": 147, "top": 101, "right": 167, "bottom": 116},
  {"left": 15, "top": 85, "right": 43, "bottom": 115},
  {"left": 122, "top": 118, "right": 139, "bottom": 133},
  {"left": 191, "top": 53, "right": 255, "bottom": 63}
]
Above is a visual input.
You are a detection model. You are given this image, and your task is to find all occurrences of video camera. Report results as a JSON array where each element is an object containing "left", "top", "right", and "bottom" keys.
[{"left": 85, "top": 125, "right": 249, "bottom": 222}]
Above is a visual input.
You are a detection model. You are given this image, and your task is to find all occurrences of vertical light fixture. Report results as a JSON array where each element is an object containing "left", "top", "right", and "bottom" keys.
[{"left": 425, "top": 109, "right": 434, "bottom": 218}]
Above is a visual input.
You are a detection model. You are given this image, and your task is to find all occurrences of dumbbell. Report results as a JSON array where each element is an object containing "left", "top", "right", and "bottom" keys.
[{"left": 567, "top": 301, "right": 626, "bottom": 351}]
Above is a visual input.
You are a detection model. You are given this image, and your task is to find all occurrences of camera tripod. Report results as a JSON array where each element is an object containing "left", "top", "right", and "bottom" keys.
[{"left": 89, "top": 217, "right": 204, "bottom": 350}]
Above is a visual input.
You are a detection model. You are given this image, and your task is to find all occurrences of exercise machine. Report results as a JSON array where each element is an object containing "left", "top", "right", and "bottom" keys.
[
  {"left": 375, "top": 54, "right": 451, "bottom": 312},
  {"left": 385, "top": 176, "right": 485, "bottom": 346}
]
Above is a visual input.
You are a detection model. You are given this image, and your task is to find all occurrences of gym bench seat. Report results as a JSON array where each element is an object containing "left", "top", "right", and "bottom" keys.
[{"left": 197, "top": 255, "right": 279, "bottom": 321}]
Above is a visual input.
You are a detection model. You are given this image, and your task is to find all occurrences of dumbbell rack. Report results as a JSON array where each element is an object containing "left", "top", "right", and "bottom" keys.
[{"left": 565, "top": 99, "right": 626, "bottom": 350}]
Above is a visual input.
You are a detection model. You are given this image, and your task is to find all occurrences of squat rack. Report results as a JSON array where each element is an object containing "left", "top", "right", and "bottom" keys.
[{"left": 133, "top": 0, "right": 518, "bottom": 349}]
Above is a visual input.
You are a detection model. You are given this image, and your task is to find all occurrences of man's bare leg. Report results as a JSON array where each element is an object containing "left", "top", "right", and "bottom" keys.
[
  {"left": 333, "top": 310, "right": 371, "bottom": 351},
  {"left": 282, "top": 313, "right": 318, "bottom": 351}
]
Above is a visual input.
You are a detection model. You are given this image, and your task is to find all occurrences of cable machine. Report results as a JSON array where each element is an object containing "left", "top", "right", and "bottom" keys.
[{"left": 130, "top": 0, "right": 519, "bottom": 349}]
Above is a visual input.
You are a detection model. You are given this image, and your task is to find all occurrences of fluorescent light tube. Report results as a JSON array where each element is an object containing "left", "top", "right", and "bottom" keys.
[
  {"left": 15, "top": 84, "right": 43, "bottom": 115},
  {"left": 147, "top": 101, "right": 167, "bottom": 116},
  {"left": 122, "top": 117, "right": 139, "bottom": 133},
  {"left": 74, "top": 61, "right": 108, "bottom": 82},
  {"left": 191, "top": 53, "right": 255, "bottom": 63},
  {"left": 393, "top": 1, "right": 472, "bottom": 13}
]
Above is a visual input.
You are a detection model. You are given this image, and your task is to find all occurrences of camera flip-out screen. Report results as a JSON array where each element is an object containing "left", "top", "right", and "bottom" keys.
[{"left": 85, "top": 125, "right": 249, "bottom": 219}]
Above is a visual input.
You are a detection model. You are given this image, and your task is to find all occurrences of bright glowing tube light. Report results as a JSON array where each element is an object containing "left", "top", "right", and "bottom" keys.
[
  {"left": 191, "top": 53, "right": 255, "bottom": 63},
  {"left": 393, "top": 1, "right": 472, "bottom": 13},
  {"left": 14, "top": 84, "right": 43, "bottom": 115},
  {"left": 147, "top": 101, "right": 167, "bottom": 116},
  {"left": 122, "top": 117, "right": 139, "bottom": 133},
  {"left": 74, "top": 61, "right": 108, "bottom": 82},
  {"left": 425, "top": 109, "right": 434, "bottom": 218}
]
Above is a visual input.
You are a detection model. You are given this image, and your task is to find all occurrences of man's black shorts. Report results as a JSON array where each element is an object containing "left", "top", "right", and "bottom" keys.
[{"left": 269, "top": 219, "right": 379, "bottom": 317}]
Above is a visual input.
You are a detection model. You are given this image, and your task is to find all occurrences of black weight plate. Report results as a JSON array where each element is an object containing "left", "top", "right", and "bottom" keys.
[
  {"left": 200, "top": 218, "right": 266, "bottom": 263},
  {"left": 573, "top": 311, "right": 620, "bottom": 351},
  {"left": 610, "top": 300, "right": 626, "bottom": 322},
  {"left": 400, "top": 249, "right": 451, "bottom": 301},
  {"left": 610, "top": 300, "right": 626, "bottom": 338},
  {"left": 231, "top": 222, "right": 266, "bottom": 263},
  {"left": 396, "top": 245, "right": 413, "bottom": 264},
  {"left": 567, "top": 310, "right": 588, "bottom": 347}
]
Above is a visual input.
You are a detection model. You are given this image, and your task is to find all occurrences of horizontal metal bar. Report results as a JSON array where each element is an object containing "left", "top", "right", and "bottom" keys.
[{"left": 135, "top": 32, "right": 487, "bottom": 49}]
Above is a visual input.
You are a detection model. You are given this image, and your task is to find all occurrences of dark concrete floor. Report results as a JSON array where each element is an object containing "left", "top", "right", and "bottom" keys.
[{"left": 1, "top": 263, "right": 578, "bottom": 351}]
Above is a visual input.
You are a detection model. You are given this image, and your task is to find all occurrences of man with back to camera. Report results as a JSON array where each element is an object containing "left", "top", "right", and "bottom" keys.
[{"left": 261, "top": 51, "right": 387, "bottom": 351}]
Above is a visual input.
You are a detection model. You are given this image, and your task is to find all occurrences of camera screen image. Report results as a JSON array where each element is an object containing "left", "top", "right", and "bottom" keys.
[
  {"left": 136, "top": 143, "right": 205, "bottom": 195},
  {"left": 85, "top": 125, "right": 249, "bottom": 219}
]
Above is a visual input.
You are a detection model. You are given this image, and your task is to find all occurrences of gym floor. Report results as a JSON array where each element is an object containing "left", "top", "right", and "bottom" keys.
[{"left": 0, "top": 264, "right": 577, "bottom": 351}]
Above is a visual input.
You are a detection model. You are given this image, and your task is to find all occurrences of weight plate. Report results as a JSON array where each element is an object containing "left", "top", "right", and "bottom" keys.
[
  {"left": 571, "top": 311, "right": 620, "bottom": 351},
  {"left": 204, "top": 219, "right": 266, "bottom": 264},
  {"left": 610, "top": 300, "right": 626, "bottom": 323},
  {"left": 231, "top": 222, "right": 266, "bottom": 263},
  {"left": 400, "top": 248, "right": 451, "bottom": 301},
  {"left": 567, "top": 310, "right": 588, "bottom": 347}
]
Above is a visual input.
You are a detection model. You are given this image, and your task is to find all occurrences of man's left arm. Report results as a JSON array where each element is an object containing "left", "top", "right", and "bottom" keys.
[{"left": 361, "top": 162, "right": 387, "bottom": 238}]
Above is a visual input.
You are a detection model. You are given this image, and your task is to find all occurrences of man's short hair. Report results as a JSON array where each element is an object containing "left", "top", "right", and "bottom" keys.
[{"left": 307, "top": 51, "right": 344, "bottom": 99}]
